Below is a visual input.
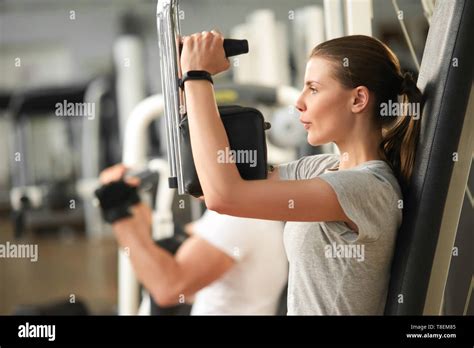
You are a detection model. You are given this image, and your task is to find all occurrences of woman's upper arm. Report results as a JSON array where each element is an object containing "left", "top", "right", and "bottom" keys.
[{"left": 215, "top": 176, "right": 352, "bottom": 224}]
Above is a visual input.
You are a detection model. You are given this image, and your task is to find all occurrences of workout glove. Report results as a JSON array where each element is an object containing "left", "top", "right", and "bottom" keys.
[{"left": 94, "top": 180, "right": 141, "bottom": 224}]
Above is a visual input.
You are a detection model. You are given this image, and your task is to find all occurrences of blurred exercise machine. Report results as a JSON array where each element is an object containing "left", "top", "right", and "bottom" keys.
[{"left": 6, "top": 85, "right": 87, "bottom": 237}]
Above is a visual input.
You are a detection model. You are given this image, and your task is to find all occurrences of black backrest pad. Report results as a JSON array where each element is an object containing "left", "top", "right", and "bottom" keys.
[
  {"left": 384, "top": 0, "right": 474, "bottom": 315},
  {"left": 179, "top": 105, "right": 268, "bottom": 197}
]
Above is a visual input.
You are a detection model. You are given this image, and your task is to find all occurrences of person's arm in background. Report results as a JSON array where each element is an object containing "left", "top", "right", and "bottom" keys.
[{"left": 100, "top": 165, "right": 235, "bottom": 307}]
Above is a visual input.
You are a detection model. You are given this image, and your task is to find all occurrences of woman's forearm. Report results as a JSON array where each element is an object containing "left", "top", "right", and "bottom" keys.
[{"left": 185, "top": 80, "right": 241, "bottom": 207}]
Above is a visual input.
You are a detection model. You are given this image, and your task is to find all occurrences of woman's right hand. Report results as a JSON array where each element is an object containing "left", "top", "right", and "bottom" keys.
[{"left": 180, "top": 30, "right": 230, "bottom": 76}]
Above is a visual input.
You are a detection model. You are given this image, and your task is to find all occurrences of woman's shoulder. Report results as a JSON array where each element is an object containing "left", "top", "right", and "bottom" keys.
[
  {"left": 319, "top": 159, "right": 403, "bottom": 205},
  {"left": 298, "top": 153, "right": 340, "bottom": 178},
  {"left": 319, "top": 161, "right": 403, "bottom": 240},
  {"left": 359, "top": 161, "right": 403, "bottom": 200},
  {"left": 277, "top": 153, "right": 339, "bottom": 180}
]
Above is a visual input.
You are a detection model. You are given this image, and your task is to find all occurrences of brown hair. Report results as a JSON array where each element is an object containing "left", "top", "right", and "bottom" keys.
[{"left": 310, "top": 35, "right": 422, "bottom": 191}]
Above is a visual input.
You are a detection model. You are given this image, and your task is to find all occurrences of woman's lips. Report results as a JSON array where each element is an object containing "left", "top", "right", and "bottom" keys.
[{"left": 300, "top": 118, "right": 312, "bottom": 129}]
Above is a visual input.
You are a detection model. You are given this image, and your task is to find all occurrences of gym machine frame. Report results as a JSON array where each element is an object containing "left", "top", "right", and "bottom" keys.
[{"left": 157, "top": 0, "right": 252, "bottom": 196}]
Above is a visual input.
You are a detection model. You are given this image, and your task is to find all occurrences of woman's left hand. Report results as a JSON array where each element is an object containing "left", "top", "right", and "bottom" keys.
[{"left": 180, "top": 30, "right": 231, "bottom": 75}]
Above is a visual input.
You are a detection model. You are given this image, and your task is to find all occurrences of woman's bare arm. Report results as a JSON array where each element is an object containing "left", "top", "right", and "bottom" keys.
[
  {"left": 181, "top": 31, "right": 353, "bottom": 226},
  {"left": 185, "top": 82, "right": 352, "bottom": 225}
]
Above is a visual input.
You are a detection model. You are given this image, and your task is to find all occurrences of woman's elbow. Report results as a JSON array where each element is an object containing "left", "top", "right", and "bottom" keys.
[
  {"left": 150, "top": 289, "right": 179, "bottom": 308},
  {"left": 204, "top": 190, "right": 235, "bottom": 214},
  {"left": 205, "top": 197, "right": 227, "bottom": 214},
  {"left": 204, "top": 179, "right": 241, "bottom": 214}
]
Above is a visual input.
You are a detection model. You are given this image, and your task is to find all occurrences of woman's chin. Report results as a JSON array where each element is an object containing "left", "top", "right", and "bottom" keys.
[{"left": 307, "top": 134, "right": 325, "bottom": 147}]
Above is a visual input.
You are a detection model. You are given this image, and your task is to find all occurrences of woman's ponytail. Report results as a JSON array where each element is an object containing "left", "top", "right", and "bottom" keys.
[{"left": 380, "top": 72, "right": 423, "bottom": 191}]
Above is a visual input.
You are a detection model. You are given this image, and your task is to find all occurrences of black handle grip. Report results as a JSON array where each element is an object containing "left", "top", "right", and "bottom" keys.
[
  {"left": 223, "top": 39, "right": 249, "bottom": 57},
  {"left": 179, "top": 39, "right": 248, "bottom": 58},
  {"left": 125, "top": 169, "right": 158, "bottom": 190}
]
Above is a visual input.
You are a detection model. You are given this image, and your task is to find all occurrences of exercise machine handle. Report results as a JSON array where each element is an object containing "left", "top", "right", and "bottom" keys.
[
  {"left": 223, "top": 39, "right": 249, "bottom": 57},
  {"left": 179, "top": 39, "right": 249, "bottom": 58},
  {"left": 125, "top": 169, "right": 159, "bottom": 191}
]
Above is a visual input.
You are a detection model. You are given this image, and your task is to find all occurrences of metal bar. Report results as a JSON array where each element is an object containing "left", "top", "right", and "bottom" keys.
[
  {"left": 157, "top": 0, "right": 185, "bottom": 194},
  {"left": 392, "top": 0, "right": 421, "bottom": 71}
]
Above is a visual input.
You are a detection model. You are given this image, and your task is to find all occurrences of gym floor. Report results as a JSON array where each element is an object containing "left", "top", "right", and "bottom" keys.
[{"left": 0, "top": 215, "right": 118, "bottom": 315}]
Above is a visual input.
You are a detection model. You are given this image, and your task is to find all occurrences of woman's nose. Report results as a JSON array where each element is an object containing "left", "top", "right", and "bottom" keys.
[{"left": 295, "top": 93, "right": 305, "bottom": 112}]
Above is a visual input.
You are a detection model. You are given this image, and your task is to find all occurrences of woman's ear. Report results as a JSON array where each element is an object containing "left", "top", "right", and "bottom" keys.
[{"left": 351, "top": 86, "right": 371, "bottom": 114}]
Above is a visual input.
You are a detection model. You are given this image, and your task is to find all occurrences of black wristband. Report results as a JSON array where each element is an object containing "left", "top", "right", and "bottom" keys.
[{"left": 179, "top": 70, "right": 213, "bottom": 90}]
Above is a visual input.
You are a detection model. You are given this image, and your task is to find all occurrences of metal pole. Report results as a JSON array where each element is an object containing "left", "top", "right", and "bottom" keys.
[{"left": 157, "top": 0, "right": 185, "bottom": 194}]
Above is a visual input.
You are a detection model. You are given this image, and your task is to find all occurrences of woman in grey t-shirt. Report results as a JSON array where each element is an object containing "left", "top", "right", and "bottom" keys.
[{"left": 180, "top": 32, "right": 422, "bottom": 314}]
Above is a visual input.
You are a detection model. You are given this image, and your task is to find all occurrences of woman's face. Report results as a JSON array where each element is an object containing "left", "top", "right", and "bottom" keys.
[{"left": 295, "top": 56, "right": 355, "bottom": 146}]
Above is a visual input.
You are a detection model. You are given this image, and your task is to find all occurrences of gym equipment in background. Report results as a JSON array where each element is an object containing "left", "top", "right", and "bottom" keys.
[
  {"left": 6, "top": 85, "right": 88, "bottom": 237},
  {"left": 344, "top": 0, "right": 372, "bottom": 36},
  {"left": 80, "top": 14, "right": 159, "bottom": 238},
  {"left": 230, "top": 5, "right": 337, "bottom": 156},
  {"left": 0, "top": 99, "right": 11, "bottom": 211},
  {"left": 114, "top": 13, "right": 147, "bottom": 146},
  {"left": 323, "top": 0, "right": 344, "bottom": 40},
  {"left": 77, "top": 76, "right": 118, "bottom": 238},
  {"left": 269, "top": 106, "right": 307, "bottom": 149},
  {"left": 292, "top": 6, "right": 325, "bottom": 89},
  {"left": 230, "top": 9, "right": 290, "bottom": 87},
  {"left": 118, "top": 94, "right": 172, "bottom": 315}
]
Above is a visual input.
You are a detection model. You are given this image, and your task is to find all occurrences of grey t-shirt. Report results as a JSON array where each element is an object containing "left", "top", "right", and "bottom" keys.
[{"left": 278, "top": 154, "right": 402, "bottom": 315}]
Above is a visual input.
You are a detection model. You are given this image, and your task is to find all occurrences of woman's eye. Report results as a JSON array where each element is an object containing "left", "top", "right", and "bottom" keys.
[{"left": 310, "top": 87, "right": 318, "bottom": 94}]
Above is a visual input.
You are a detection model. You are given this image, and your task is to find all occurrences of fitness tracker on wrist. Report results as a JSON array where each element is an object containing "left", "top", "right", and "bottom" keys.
[{"left": 179, "top": 70, "right": 213, "bottom": 90}]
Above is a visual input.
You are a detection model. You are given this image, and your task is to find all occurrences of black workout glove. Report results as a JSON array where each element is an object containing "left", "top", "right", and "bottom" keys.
[{"left": 94, "top": 180, "right": 141, "bottom": 224}]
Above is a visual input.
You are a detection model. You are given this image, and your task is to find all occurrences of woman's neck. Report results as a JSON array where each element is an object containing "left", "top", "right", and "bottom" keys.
[{"left": 335, "top": 128, "right": 384, "bottom": 171}]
